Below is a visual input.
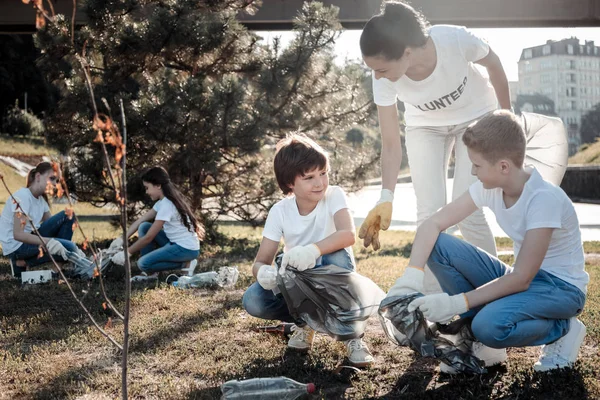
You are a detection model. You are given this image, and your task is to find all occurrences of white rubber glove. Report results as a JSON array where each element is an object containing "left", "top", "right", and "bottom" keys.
[
  {"left": 111, "top": 251, "right": 126, "bottom": 266},
  {"left": 358, "top": 189, "right": 394, "bottom": 250},
  {"left": 109, "top": 237, "right": 123, "bottom": 250},
  {"left": 279, "top": 244, "right": 321, "bottom": 275},
  {"left": 46, "top": 238, "right": 68, "bottom": 261},
  {"left": 407, "top": 293, "right": 469, "bottom": 323},
  {"left": 257, "top": 264, "right": 277, "bottom": 290},
  {"left": 386, "top": 267, "right": 425, "bottom": 298}
]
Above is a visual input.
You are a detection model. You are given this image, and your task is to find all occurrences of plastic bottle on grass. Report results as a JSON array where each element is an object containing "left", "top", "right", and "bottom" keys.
[
  {"left": 220, "top": 376, "right": 316, "bottom": 399},
  {"left": 172, "top": 271, "right": 218, "bottom": 288}
]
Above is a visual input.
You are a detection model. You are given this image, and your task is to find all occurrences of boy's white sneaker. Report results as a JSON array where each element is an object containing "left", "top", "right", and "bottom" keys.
[
  {"left": 130, "top": 273, "right": 158, "bottom": 282},
  {"left": 181, "top": 259, "right": 198, "bottom": 276},
  {"left": 345, "top": 338, "right": 374, "bottom": 367},
  {"left": 440, "top": 342, "right": 507, "bottom": 374},
  {"left": 534, "top": 317, "right": 586, "bottom": 372},
  {"left": 287, "top": 325, "right": 315, "bottom": 352}
]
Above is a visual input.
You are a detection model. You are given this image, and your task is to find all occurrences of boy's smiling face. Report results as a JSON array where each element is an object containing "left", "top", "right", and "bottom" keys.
[
  {"left": 468, "top": 148, "right": 502, "bottom": 189},
  {"left": 289, "top": 166, "right": 329, "bottom": 204}
]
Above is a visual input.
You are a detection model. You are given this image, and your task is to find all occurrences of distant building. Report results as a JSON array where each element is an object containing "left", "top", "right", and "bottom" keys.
[
  {"left": 517, "top": 38, "right": 600, "bottom": 155},
  {"left": 508, "top": 81, "right": 519, "bottom": 104}
]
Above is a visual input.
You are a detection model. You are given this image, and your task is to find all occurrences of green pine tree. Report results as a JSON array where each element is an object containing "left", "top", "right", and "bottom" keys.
[{"left": 35, "top": 1, "right": 377, "bottom": 237}]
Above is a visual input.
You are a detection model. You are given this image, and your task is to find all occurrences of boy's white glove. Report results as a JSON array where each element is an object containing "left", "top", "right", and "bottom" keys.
[
  {"left": 358, "top": 189, "right": 394, "bottom": 251},
  {"left": 386, "top": 267, "right": 425, "bottom": 298},
  {"left": 109, "top": 237, "right": 123, "bottom": 250},
  {"left": 407, "top": 293, "right": 469, "bottom": 323},
  {"left": 46, "top": 238, "right": 69, "bottom": 261},
  {"left": 111, "top": 251, "right": 126, "bottom": 266},
  {"left": 257, "top": 264, "right": 278, "bottom": 290},
  {"left": 279, "top": 244, "right": 321, "bottom": 275}
]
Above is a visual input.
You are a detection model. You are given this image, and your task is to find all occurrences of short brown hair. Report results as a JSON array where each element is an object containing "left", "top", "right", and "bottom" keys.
[
  {"left": 462, "top": 110, "right": 526, "bottom": 166},
  {"left": 273, "top": 134, "right": 329, "bottom": 195}
]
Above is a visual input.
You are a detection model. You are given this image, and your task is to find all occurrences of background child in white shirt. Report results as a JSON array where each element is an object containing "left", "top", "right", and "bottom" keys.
[
  {"left": 0, "top": 162, "right": 83, "bottom": 278},
  {"left": 110, "top": 167, "right": 202, "bottom": 279}
]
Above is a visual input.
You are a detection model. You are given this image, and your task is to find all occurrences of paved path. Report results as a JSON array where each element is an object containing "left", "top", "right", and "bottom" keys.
[{"left": 349, "top": 179, "right": 600, "bottom": 242}]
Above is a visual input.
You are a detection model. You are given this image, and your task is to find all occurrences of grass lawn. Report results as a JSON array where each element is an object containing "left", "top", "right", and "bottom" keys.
[
  {"left": 569, "top": 138, "right": 600, "bottom": 165},
  {"left": 1, "top": 226, "right": 599, "bottom": 399},
  {"left": 0, "top": 135, "right": 53, "bottom": 157}
]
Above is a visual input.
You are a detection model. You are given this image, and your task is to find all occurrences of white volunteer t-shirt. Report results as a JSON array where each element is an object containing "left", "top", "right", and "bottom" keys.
[
  {"left": 469, "top": 166, "right": 589, "bottom": 294},
  {"left": 0, "top": 187, "right": 50, "bottom": 255},
  {"left": 372, "top": 25, "right": 498, "bottom": 127},
  {"left": 262, "top": 185, "right": 354, "bottom": 261},
  {"left": 153, "top": 197, "right": 200, "bottom": 251}
]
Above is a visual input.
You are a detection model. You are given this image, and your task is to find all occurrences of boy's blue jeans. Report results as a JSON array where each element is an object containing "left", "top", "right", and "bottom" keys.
[
  {"left": 136, "top": 222, "right": 199, "bottom": 273},
  {"left": 242, "top": 248, "right": 355, "bottom": 323},
  {"left": 429, "top": 233, "right": 586, "bottom": 348},
  {"left": 10, "top": 211, "right": 78, "bottom": 277}
]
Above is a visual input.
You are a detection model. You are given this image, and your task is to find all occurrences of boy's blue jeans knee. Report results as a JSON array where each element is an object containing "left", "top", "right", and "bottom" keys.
[
  {"left": 242, "top": 248, "right": 355, "bottom": 323},
  {"left": 428, "top": 233, "right": 586, "bottom": 348},
  {"left": 10, "top": 211, "right": 78, "bottom": 277},
  {"left": 135, "top": 222, "right": 199, "bottom": 273}
]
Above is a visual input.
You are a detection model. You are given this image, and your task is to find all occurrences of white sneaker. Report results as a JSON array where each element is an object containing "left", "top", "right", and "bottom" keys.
[
  {"left": 130, "top": 273, "right": 158, "bottom": 282},
  {"left": 181, "top": 259, "right": 198, "bottom": 276},
  {"left": 345, "top": 338, "right": 375, "bottom": 367},
  {"left": 287, "top": 325, "right": 315, "bottom": 352},
  {"left": 534, "top": 317, "right": 586, "bottom": 372},
  {"left": 440, "top": 341, "right": 507, "bottom": 374}
]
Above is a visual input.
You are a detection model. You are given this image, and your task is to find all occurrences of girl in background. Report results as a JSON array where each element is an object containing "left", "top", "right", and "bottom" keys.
[
  {"left": 0, "top": 162, "right": 82, "bottom": 278},
  {"left": 111, "top": 167, "right": 202, "bottom": 280}
]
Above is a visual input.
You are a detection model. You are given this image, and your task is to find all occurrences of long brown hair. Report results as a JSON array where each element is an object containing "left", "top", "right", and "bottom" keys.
[
  {"left": 26, "top": 161, "right": 54, "bottom": 206},
  {"left": 141, "top": 167, "right": 205, "bottom": 239}
]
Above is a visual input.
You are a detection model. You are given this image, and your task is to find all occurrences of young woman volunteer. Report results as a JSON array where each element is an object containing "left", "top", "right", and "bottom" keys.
[{"left": 358, "top": 1, "right": 511, "bottom": 290}]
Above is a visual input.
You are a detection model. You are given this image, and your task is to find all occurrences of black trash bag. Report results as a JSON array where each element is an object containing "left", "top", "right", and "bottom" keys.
[
  {"left": 379, "top": 293, "right": 486, "bottom": 374},
  {"left": 275, "top": 254, "right": 385, "bottom": 342}
]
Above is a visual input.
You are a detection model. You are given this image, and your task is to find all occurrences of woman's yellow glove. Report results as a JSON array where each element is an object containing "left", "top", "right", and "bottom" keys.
[{"left": 358, "top": 189, "right": 393, "bottom": 250}]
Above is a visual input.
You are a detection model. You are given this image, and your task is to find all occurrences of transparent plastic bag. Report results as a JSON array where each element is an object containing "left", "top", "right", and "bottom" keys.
[
  {"left": 67, "top": 250, "right": 98, "bottom": 280},
  {"left": 216, "top": 266, "right": 239, "bottom": 288},
  {"left": 379, "top": 293, "right": 486, "bottom": 374},
  {"left": 522, "top": 112, "right": 568, "bottom": 185},
  {"left": 276, "top": 255, "right": 385, "bottom": 341}
]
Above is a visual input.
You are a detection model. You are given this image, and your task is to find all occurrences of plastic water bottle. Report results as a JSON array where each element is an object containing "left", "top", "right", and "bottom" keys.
[
  {"left": 172, "top": 271, "right": 219, "bottom": 289},
  {"left": 220, "top": 377, "right": 316, "bottom": 399}
]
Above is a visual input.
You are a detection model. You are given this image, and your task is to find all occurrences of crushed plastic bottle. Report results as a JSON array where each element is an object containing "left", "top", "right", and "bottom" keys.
[
  {"left": 172, "top": 266, "right": 239, "bottom": 289},
  {"left": 172, "top": 271, "right": 218, "bottom": 288},
  {"left": 221, "top": 376, "right": 315, "bottom": 400}
]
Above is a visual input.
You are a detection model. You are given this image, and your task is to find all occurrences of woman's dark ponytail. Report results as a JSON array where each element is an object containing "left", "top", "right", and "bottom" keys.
[{"left": 360, "top": 1, "right": 430, "bottom": 60}]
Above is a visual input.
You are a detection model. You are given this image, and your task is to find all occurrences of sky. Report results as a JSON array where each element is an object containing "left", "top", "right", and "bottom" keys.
[{"left": 259, "top": 28, "right": 600, "bottom": 82}]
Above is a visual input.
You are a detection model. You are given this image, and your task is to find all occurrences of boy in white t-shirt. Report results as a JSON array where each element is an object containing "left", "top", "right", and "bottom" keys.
[
  {"left": 388, "top": 110, "right": 588, "bottom": 373},
  {"left": 242, "top": 134, "right": 374, "bottom": 367}
]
